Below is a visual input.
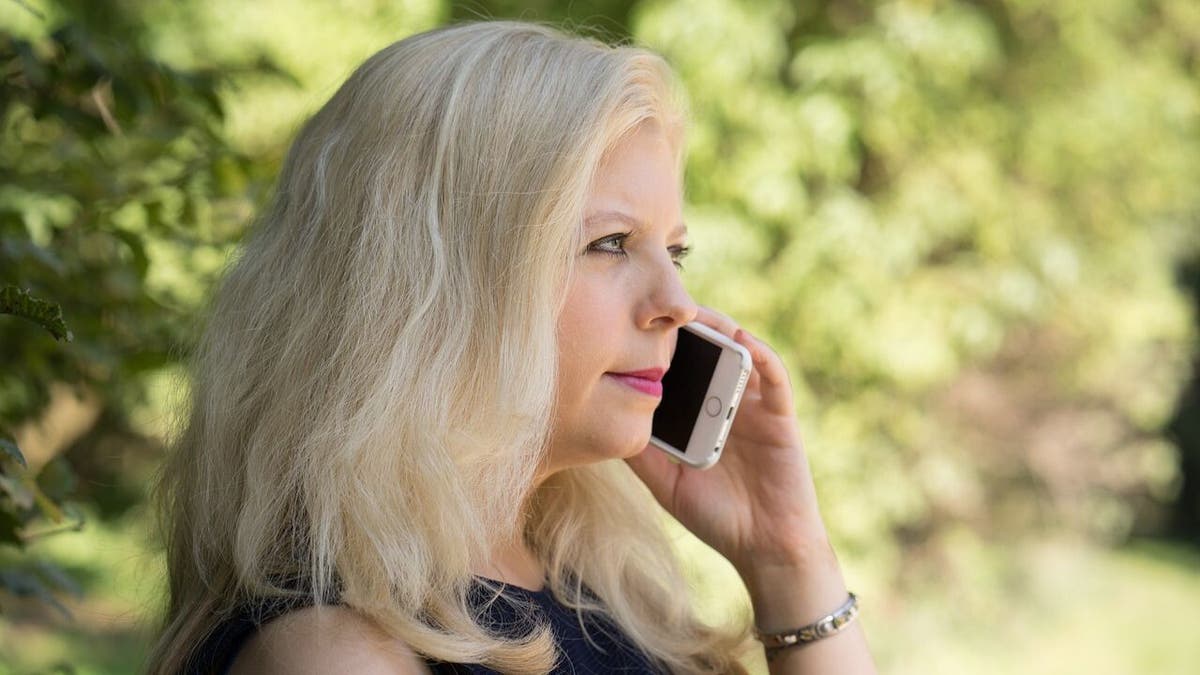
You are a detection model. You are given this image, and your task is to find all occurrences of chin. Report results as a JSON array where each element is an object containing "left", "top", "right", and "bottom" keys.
[
  {"left": 578, "top": 422, "right": 651, "bottom": 464},
  {"left": 628, "top": 428, "right": 655, "bottom": 456},
  {"left": 610, "top": 420, "right": 654, "bottom": 460}
]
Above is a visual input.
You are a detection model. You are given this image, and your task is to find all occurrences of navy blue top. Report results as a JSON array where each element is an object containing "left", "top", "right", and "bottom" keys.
[{"left": 186, "top": 580, "right": 663, "bottom": 674}]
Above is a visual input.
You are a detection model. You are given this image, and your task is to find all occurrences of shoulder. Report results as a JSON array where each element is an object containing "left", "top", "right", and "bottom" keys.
[{"left": 228, "top": 605, "right": 430, "bottom": 675}]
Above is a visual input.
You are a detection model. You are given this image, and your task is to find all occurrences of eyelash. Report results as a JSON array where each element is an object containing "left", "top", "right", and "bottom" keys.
[{"left": 588, "top": 232, "right": 691, "bottom": 270}]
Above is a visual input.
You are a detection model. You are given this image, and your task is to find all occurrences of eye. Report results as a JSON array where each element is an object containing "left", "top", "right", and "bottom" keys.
[
  {"left": 587, "top": 232, "right": 631, "bottom": 258},
  {"left": 669, "top": 244, "right": 691, "bottom": 271}
]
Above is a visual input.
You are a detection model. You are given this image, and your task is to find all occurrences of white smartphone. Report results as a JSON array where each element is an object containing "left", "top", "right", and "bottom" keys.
[{"left": 650, "top": 322, "right": 752, "bottom": 469}]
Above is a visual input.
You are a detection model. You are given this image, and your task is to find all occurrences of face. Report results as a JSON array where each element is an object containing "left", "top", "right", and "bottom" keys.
[{"left": 544, "top": 121, "right": 699, "bottom": 477}]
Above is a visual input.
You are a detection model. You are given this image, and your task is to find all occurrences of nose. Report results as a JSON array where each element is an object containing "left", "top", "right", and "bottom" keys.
[{"left": 638, "top": 257, "right": 699, "bottom": 330}]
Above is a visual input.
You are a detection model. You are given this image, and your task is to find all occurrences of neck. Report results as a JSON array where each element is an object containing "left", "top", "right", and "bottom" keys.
[
  {"left": 478, "top": 453, "right": 568, "bottom": 591},
  {"left": 476, "top": 535, "right": 546, "bottom": 592}
]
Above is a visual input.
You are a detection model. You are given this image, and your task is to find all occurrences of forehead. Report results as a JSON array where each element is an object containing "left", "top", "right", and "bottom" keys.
[{"left": 583, "top": 123, "right": 686, "bottom": 237}]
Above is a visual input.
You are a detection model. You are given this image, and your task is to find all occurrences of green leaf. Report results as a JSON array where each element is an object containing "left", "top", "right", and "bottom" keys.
[
  {"left": 35, "top": 457, "right": 77, "bottom": 504},
  {"left": 0, "top": 473, "right": 36, "bottom": 511},
  {"left": 0, "top": 286, "right": 72, "bottom": 342},
  {"left": 110, "top": 228, "right": 151, "bottom": 279},
  {"left": 0, "top": 436, "right": 25, "bottom": 469},
  {"left": 0, "top": 567, "right": 73, "bottom": 619}
]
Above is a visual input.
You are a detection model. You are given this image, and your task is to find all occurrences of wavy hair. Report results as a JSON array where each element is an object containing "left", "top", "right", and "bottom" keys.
[{"left": 148, "top": 21, "right": 750, "bottom": 674}]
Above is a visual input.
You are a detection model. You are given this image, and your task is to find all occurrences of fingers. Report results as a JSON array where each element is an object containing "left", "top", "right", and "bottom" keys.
[
  {"left": 733, "top": 327, "right": 793, "bottom": 416},
  {"left": 692, "top": 305, "right": 794, "bottom": 416},
  {"left": 693, "top": 305, "right": 739, "bottom": 337}
]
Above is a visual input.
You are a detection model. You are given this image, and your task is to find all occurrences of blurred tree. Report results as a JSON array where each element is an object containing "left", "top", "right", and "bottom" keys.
[
  {"left": 0, "top": 285, "right": 80, "bottom": 618},
  {"left": 1, "top": 0, "right": 275, "bottom": 615},
  {"left": 631, "top": 0, "right": 1200, "bottom": 581},
  {"left": 0, "top": 0, "right": 278, "bottom": 511},
  {"left": 450, "top": 0, "right": 639, "bottom": 37},
  {"left": 1166, "top": 256, "right": 1200, "bottom": 542}
]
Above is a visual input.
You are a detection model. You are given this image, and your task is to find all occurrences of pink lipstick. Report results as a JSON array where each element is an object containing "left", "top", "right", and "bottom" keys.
[{"left": 606, "top": 368, "right": 665, "bottom": 397}]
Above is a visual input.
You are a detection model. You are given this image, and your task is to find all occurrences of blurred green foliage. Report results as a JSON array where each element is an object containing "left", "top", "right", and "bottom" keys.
[
  {"left": 636, "top": 0, "right": 1200, "bottom": 562},
  {"left": 1, "top": 0, "right": 268, "bottom": 514},
  {"left": 1, "top": 0, "right": 1199, "bottom": 672},
  {"left": 0, "top": 0, "right": 275, "bottom": 642}
]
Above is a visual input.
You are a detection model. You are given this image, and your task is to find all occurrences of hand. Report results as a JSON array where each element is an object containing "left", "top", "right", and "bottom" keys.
[{"left": 625, "top": 306, "right": 830, "bottom": 577}]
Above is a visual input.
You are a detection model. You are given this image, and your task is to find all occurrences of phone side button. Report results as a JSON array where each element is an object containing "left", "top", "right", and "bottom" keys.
[{"left": 726, "top": 407, "right": 733, "bottom": 420}]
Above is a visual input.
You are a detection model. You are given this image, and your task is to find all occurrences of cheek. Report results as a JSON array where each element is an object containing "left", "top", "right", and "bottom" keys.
[
  {"left": 554, "top": 276, "right": 625, "bottom": 415},
  {"left": 555, "top": 325, "right": 604, "bottom": 421},
  {"left": 557, "top": 275, "right": 621, "bottom": 366}
]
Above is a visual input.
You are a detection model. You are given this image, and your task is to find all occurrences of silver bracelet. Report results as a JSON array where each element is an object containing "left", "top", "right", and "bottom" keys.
[{"left": 754, "top": 592, "right": 859, "bottom": 658}]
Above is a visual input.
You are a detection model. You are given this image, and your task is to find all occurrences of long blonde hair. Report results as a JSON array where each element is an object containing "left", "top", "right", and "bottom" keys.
[{"left": 149, "top": 21, "right": 750, "bottom": 674}]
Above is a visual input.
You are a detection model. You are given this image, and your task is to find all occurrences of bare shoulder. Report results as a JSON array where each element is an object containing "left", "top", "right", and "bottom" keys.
[{"left": 229, "top": 605, "right": 430, "bottom": 675}]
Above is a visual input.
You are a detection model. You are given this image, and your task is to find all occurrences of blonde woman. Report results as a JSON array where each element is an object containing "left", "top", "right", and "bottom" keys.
[{"left": 148, "top": 20, "right": 876, "bottom": 675}]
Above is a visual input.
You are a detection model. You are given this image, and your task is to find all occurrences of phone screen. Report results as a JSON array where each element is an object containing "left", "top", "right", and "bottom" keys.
[{"left": 652, "top": 327, "right": 723, "bottom": 451}]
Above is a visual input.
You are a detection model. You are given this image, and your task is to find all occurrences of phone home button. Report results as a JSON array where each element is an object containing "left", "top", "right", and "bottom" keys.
[{"left": 705, "top": 396, "right": 722, "bottom": 417}]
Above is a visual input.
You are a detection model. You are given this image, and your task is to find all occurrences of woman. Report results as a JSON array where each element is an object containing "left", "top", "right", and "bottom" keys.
[{"left": 148, "top": 20, "right": 876, "bottom": 675}]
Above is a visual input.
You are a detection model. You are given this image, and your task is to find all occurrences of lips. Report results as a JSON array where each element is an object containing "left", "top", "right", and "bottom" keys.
[{"left": 606, "top": 367, "right": 666, "bottom": 397}]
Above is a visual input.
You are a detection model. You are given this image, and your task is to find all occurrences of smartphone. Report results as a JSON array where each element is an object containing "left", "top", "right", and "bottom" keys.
[{"left": 650, "top": 322, "right": 752, "bottom": 469}]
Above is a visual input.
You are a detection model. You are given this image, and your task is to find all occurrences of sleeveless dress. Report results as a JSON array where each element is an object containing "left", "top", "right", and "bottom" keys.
[{"left": 185, "top": 579, "right": 664, "bottom": 674}]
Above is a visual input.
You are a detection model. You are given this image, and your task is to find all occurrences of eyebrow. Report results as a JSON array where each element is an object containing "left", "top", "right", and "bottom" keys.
[{"left": 584, "top": 210, "right": 688, "bottom": 239}]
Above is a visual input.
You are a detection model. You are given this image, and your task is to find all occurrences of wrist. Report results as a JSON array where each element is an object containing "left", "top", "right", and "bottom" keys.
[
  {"left": 739, "top": 537, "right": 851, "bottom": 633},
  {"left": 734, "top": 531, "right": 836, "bottom": 592},
  {"left": 755, "top": 592, "right": 860, "bottom": 660}
]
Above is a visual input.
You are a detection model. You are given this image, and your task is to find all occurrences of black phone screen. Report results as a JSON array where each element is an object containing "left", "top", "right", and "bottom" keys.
[{"left": 652, "top": 328, "right": 722, "bottom": 451}]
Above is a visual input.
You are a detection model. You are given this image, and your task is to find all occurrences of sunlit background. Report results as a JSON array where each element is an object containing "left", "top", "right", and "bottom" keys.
[{"left": 2, "top": 1, "right": 1199, "bottom": 673}]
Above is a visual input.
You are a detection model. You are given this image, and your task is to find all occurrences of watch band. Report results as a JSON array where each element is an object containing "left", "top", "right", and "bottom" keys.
[{"left": 754, "top": 592, "right": 859, "bottom": 654}]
